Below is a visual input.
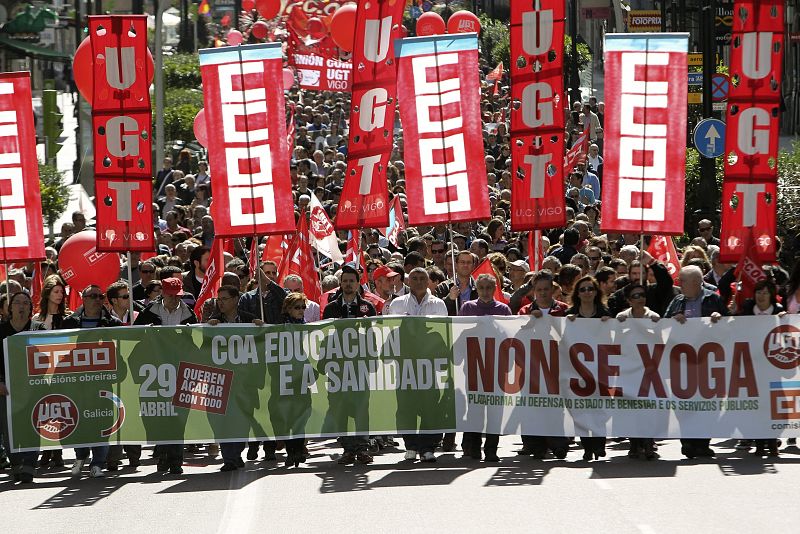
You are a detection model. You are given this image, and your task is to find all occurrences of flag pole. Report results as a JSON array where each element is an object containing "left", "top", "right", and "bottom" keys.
[
  {"left": 640, "top": 233, "right": 645, "bottom": 285},
  {"left": 254, "top": 233, "right": 265, "bottom": 322},
  {"left": 533, "top": 230, "right": 541, "bottom": 272},
  {"left": 126, "top": 251, "right": 135, "bottom": 324}
]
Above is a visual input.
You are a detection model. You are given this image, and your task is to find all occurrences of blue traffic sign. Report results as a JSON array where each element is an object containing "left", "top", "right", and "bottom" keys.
[
  {"left": 711, "top": 73, "right": 730, "bottom": 102},
  {"left": 693, "top": 118, "right": 726, "bottom": 158},
  {"left": 688, "top": 72, "right": 703, "bottom": 85}
]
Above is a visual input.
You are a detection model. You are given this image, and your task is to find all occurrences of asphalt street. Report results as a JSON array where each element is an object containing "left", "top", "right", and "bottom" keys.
[{"left": 1, "top": 436, "right": 799, "bottom": 533}]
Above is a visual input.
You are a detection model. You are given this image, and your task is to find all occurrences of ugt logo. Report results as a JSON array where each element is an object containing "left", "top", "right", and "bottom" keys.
[
  {"left": 32, "top": 394, "right": 79, "bottom": 441},
  {"left": 764, "top": 325, "right": 800, "bottom": 370}
]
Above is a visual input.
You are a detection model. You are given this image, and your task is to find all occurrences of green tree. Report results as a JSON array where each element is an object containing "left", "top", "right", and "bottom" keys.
[{"left": 39, "top": 162, "right": 69, "bottom": 237}]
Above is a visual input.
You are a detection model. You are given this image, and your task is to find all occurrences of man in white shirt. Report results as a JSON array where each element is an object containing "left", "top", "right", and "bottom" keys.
[{"left": 385, "top": 268, "right": 448, "bottom": 463}]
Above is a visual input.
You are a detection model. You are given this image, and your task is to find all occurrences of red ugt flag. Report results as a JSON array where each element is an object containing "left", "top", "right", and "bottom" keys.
[
  {"left": 472, "top": 259, "right": 508, "bottom": 304},
  {"left": 194, "top": 237, "right": 225, "bottom": 317}
]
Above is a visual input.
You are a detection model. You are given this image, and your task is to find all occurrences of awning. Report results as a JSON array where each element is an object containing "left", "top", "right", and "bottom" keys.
[{"left": 0, "top": 34, "right": 73, "bottom": 62}]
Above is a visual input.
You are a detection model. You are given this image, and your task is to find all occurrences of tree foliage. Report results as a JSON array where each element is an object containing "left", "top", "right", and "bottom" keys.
[
  {"left": 163, "top": 54, "right": 202, "bottom": 89},
  {"left": 39, "top": 162, "right": 69, "bottom": 235}
]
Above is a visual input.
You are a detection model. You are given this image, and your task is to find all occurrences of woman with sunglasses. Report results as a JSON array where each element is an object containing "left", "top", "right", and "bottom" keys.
[
  {"left": 0, "top": 292, "right": 47, "bottom": 483},
  {"left": 616, "top": 283, "right": 661, "bottom": 460},
  {"left": 567, "top": 276, "right": 611, "bottom": 461}
]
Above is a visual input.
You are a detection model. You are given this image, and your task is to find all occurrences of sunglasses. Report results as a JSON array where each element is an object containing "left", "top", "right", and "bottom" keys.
[
  {"left": 578, "top": 286, "right": 596, "bottom": 293},
  {"left": 629, "top": 292, "right": 646, "bottom": 299}
]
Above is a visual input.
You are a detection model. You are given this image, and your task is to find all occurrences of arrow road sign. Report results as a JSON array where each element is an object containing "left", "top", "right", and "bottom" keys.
[{"left": 693, "top": 118, "right": 726, "bottom": 158}]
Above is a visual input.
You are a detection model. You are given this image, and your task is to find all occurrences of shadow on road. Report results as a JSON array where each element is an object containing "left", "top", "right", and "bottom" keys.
[{"left": 7, "top": 440, "right": 800, "bottom": 507}]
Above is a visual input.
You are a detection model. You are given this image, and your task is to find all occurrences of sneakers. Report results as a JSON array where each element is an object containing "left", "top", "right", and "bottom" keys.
[
  {"left": 356, "top": 452, "right": 373, "bottom": 464},
  {"left": 404, "top": 450, "right": 417, "bottom": 461},
  {"left": 207, "top": 443, "right": 219, "bottom": 458},
  {"left": 338, "top": 451, "right": 356, "bottom": 465},
  {"left": 89, "top": 465, "right": 104, "bottom": 478},
  {"left": 71, "top": 459, "right": 85, "bottom": 477},
  {"left": 420, "top": 451, "right": 436, "bottom": 462}
]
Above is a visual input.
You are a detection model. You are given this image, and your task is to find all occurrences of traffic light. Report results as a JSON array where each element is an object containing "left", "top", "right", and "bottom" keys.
[{"left": 42, "top": 89, "right": 63, "bottom": 163}]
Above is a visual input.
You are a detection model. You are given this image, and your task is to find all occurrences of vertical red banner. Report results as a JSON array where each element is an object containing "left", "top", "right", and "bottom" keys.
[
  {"left": 336, "top": 0, "right": 406, "bottom": 230},
  {"left": 395, "top": 34, "right": 490, "bottom": 226},
  {"left": 90, "top": 15, "right": 155, "bottom": 252},
  {"left": 199, "top": 43, "right": 295, "bottom": 237},
  {"left": 0, "top": 73, "right": 46, "bottom": 262},
  {"left": 600, "top": 33, "right": 689, "bottom": 235},
  {"left": 509, "top": 0, "right": 567, "bottom": 231},
  {"left": 720, "top": 0, "right": 783, "bottom": 263}
]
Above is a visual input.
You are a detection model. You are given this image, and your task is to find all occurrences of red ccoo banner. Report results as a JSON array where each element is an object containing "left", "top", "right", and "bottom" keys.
[
  {"left": 0, "top": 72, "right": 46, "bottom": 261},
  {"left": 199, "top": 43, "right": 295, "bottom": 237},
  {"left": 90, "top": 15, "right": 155, "bottom": 252},
  {"left": 720, "top": 0, "right": 783, "bottom": 263},
  {"left": 396, "top": 34, "right": 489, "bottom": 226},
  {"left": 336, "top": 0, "right": 406, "bottom": 230},
  {"left": 509, "top": 0, "right": 567, "bottom": 231},
  {"left": 600, "top": 33, "right": 689, "bottom": 235}
]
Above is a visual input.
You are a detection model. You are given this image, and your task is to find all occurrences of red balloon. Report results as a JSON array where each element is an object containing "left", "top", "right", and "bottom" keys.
[
  {"left": 447, "top": 10, "right": 481, "bottom": 34},
  {"left": 251, "top": 20, "right": 269, "bottom": 40},
  {"left": 256, "top": 0, "right": 281, "bottom": 20},
  {"left": 227, "top": 29, "right": 244, "bottom": 45},
  {"left": 242, "top": 0, "right": 255, "bottom": 11},
  {"left": 193, "top": 109, "right": 208, "bottom": 147},
  {"left": 400, "top": 25, "right": 409, "bottom": 38},
  {"left": 283, "top": 68, "right": 295, "bottom": 90},
  {"left": 416, "top": 12, "right": 446, "bottom": 37},
  {"left": 59, "top": 231, "right": 121, "bottom": 294},
  {"left": 330, "top": 3, "right": 357, "bottom": 51},
  {"left": 73, "top": 37, "right": 155, "bottom": 106},
  {"left": 306, "top": 17, "right": 327, "bottom": 39}
]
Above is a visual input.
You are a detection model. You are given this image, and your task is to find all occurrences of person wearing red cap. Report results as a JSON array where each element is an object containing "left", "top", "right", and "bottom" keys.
[
  {"left": 134, "top": 277, "right": 197, "bottom": 474},
  {"left": 372, "top": 264, "right": 400, "bottom": 306}
]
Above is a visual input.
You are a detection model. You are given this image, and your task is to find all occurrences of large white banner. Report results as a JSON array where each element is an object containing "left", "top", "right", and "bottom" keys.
[{"left": 452, "top": 316, "right": 800, "bottom": 438}]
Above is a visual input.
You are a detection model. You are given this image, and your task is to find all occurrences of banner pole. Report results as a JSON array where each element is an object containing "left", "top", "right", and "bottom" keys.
[
  {"left": 254, "top": 234, "right": 265, "bottom": 322},
  {"left": 534, "top": 230, "right": 541, "bottom": 272},
  {"left": 448, "top": 222, "right": 459, "bottom": 317},
  {"left": 126, "top": 252, "right": 135, "bottom": 324},
  {"left": 640, "top": 233, "right": 645, "bottom": 285}
]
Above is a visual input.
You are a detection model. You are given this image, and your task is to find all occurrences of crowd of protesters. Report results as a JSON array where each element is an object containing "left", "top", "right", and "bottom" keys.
[{"left": 2, "top": 69, "right": 800, "bottom": 484}]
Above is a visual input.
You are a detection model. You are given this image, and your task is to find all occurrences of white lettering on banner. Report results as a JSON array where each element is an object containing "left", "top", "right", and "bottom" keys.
[
  {"left": 356, "top": 154, "right": 381, "bottom": 195},
  {"left": 363, "top": 16, "right": 393, "bottom": 62},
  {"left": 740, "top": 32, "right": 773, "bottom": 80},
  {"left": 0, "top": 82, "right": 29, "bottom": 248},
  {"left": 219, "top": 62, "right": 266, "bottom": 103},
  {"left": 216, "top": 60, "right": 275, "bottom": 227},
  {"left": 221, "top": 100, "right": 269, "bottom": 143},
  {"left": 737, "top": 107, "right": 770, "bottom": 155},
  {"left": 105, "top": 116, "right": 140, "bottom": 157},
  {"left": 735, "top": 183, "right": 765, "bottom": 227},
  {"left": 524, "top": 153, "right": 551, "bottom": 198},
  {"left": 358, "top": 88, "right": 388, "bottom": 132},
  {"left": 411, "top": 53, "right": 471, "bottom": 216},
  {"left": 616, "top": 51, "right": 670, "bottom": 222},
  {"left": 104, "top": 47, "right": 136, "bottom": 90},
  {"left": 415, "top": 91, "right": 462, "bottom": 133},
  {"left": 521, "top": 83, "right": 554, "bottom": 128},
  {"left": 107, "top": 181, "right": 140, "bottom": 221},
  {"left": 521, "top": 10, "right": 553, "bottom": 55}
]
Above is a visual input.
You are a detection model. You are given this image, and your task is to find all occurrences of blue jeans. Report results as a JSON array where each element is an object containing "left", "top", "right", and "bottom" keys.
[{"left": 75, "top": 446, "right": 109, "bottom": 467}]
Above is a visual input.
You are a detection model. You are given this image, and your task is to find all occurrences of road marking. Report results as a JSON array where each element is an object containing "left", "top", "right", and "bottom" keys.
[{"left": 216, "top": 468, "right": 260, "bottom": 534}]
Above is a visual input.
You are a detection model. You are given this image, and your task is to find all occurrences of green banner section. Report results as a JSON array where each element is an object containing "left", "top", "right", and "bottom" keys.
[{"left": 5, "top": 319, "right": 456, "bottom": 451}]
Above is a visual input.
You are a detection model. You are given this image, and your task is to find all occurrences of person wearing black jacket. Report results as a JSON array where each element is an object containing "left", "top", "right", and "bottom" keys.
[
  {"left": 566, "top": 276, "right": 612, "bottom": 461},
  {"left": 739, "top": 278, "right": 786, "bottom": 457},
  {"left": 0, "top": 292, "right": 46, "bottom": 483},
  {"left": 607, "top": 251, "right": 675, "bottom": 317},
  {"left": 133, "top": 277, "right": 197, "bottom": 474},
  {"left": 63, "top": 285, "right": 123, "bottom": 479},
  {"left": 323, "top": 265, "right": 377, "bottom": 465},
  {"left": 664, "top": 266, "right": 726, "bottom": 459},
  {"left": 238, "top": 262, "right": 287, "bottom": 324}
]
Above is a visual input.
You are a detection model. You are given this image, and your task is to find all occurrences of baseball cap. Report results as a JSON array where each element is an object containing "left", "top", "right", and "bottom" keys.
[
  {"left": 509, "top": 260, "right": 529, "bottom": 270},
  {"left": 161, "top": 277, "right": 185, "bottom": 296},
  {"left": 373, "top": 265, "right": 400, "bottom": 281}
]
